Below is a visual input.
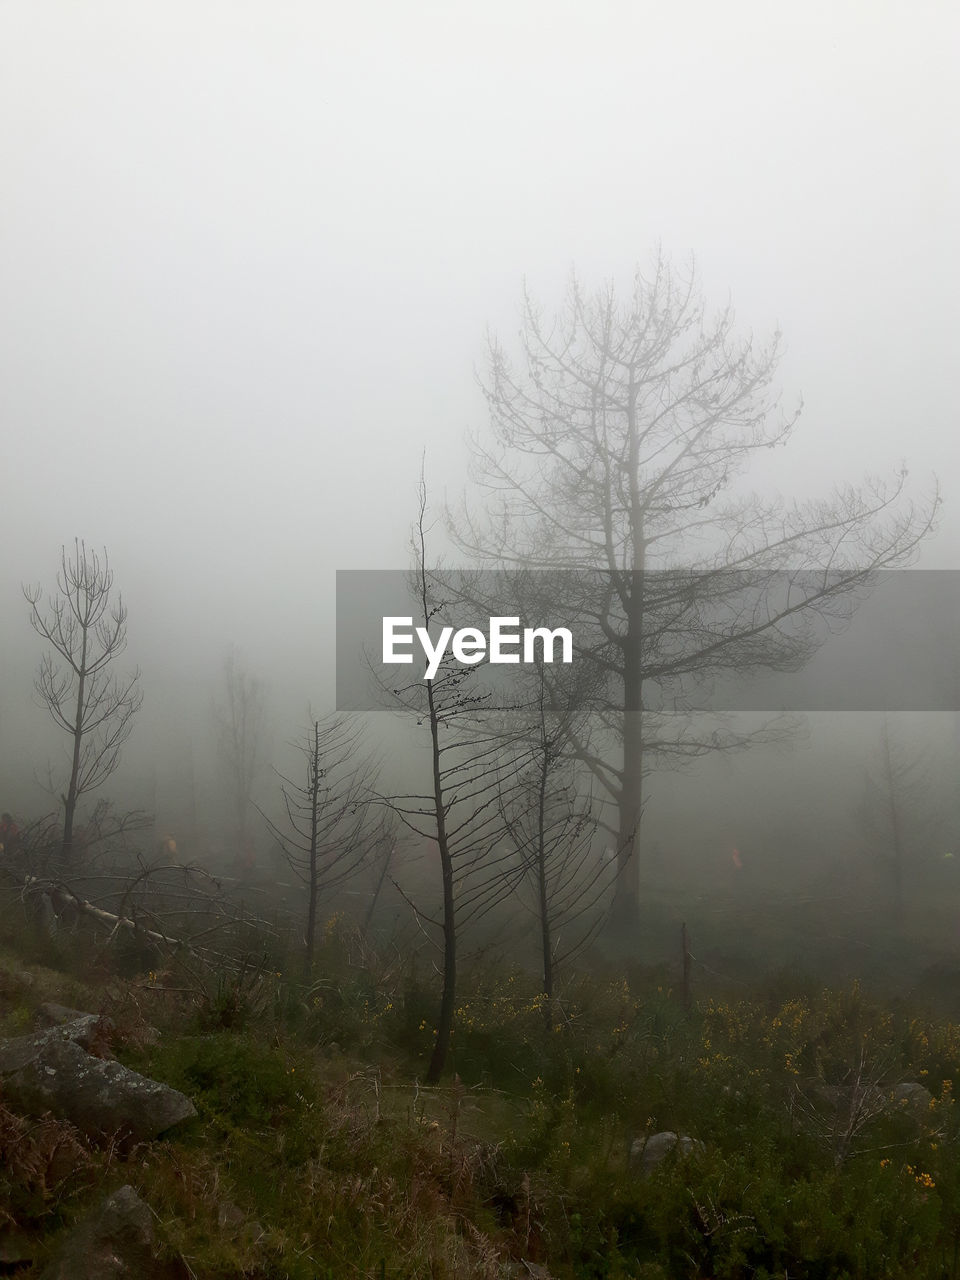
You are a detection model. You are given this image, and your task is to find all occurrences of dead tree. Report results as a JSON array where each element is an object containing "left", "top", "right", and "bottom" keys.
[
  {"left": 498, "top": 663, "right": 618, "bottom": 1006},
  {"left": 259, "top": 713, "right": 380, "bottom": 975},
  {"left": 24, "top": 541, "right": 143, "bottom": 864},
  {"left": 381, "top": 478, "right": 535, "bottom": 1083},
  {"left": 20, "top": 856, "right": 280, "bottom": 979},
  {"left": 858, "top": 717, "right": 941, "bottom": 921},
  {"left": 214, "top": 647, "right": 265, "bottom": 862},
  {"left": 450, "top": 254, "right": 940, "bottom": 928},
  {"left": 362, "top": 832, "right": 398, "bottom": 934}
]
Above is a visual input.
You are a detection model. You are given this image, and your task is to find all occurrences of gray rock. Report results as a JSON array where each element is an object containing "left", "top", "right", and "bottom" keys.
[
  {"left": 893, "top": 1081, "right": 933, "bottom": 1113},
  {"left": 802, "top": 1077, "right": 933, "bottom": 1122},
  {"left": 0, "top": 1026, "right": 196, "bottom": 1141},
  {"left": 629, "top": 1130, "right": 704, "bottom": 1176},
  {"left": 38, "top": 1184, "right": 188, "bottom": 1280},
  {"left": 34, "top": 1008, "right": 115, "bottom": 1053},
  {"left": 38, "top": 1002, "right": 161, "bottom": 1048}
]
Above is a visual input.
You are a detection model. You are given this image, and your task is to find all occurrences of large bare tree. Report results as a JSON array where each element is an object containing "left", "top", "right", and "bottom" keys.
[
  {"left": 451, "top": 254, "right": 939, "bottom": 928},
  {"left": 24, "top": 541, "right": 143, "bottom": 864}
]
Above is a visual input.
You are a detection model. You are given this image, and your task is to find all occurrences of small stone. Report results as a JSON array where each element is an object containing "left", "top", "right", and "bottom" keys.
[
  {"left": 629, "top": 1130, "right": 704, "bottom": 1176},
  {"left": 893, "top": 1081, "right": 933, "bottom": 1112}
]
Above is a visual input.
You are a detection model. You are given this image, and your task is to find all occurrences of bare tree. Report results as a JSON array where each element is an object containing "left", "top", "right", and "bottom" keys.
[
  {"left": 381, "top": 479, "right": 535, "bottom": 1083},
  {"left": 498, "top": 665, "right": 619, "bottom": 1008},
  {"left": 24, "top": 541, "right": 143, "bottom": 864},
  {"left": 260, "top": 713, "right": 380, "bottom": 975},
  {"left": 362, "top": 831, "right": 398, "bottom": 935},
  {"left": 214, "top": 647, "right": 265, "bottom": 864},
  {"left": 450, "top": 255, "right": 940, "bottom": 928},
  {"left": 858, "top": 717, "right": 941, "bottom": 921}
]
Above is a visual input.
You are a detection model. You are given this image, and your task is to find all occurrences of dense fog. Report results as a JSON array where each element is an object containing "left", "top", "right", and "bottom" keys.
[
  {"left": 1, "top": 2, "right": 958, "bottom": 973},
  {"left": 4, "top": 9, "right": 960, "bottom": 1276}
]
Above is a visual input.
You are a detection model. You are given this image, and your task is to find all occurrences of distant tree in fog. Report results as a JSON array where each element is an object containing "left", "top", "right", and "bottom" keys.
[
  {"left": 498, "top": 663, "right": 617, "bottom": 1008},
  {"left": 260, "top": 713, "right": 381, "bottom": 976},
  {"left": 214, "top": 647, "right": 265, "bottom": 861},
  {"left": 450, "top": 252, "right": 940, "bottom": 930},
  {"left": 859, "top": 718, "right": 942, "bottom": 920},
  {"left": 24, "top": 541, "right": 143, "bottom": 864}
]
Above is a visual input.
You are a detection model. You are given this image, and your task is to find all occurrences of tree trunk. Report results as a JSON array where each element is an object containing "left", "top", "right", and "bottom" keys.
[
  {"left": 614, "top": 704, "right": 642, "bottom": 930},
  {"left": 62, "top": 630, "right": 89, "bottom": 863},
  {"left": 536, "top": 751, "right": 553, "bottom": 1008},
  {"left": 304, "top": 722, "right": 321, "bottom": 976},
  {"left": 425, "top": 678, "right": 456, "bottom": 1085},
  {"left": 882, "top": 723, "right": 905, "bottom": 922},
  {"left": 362, "top": 838, "right": 394, "bottom": 934},
  {"left": 611, "top": 387, "right": 645, "bottom": 930}
]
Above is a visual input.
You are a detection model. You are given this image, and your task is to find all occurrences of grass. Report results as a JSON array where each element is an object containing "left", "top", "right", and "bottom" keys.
[{"left": 3, "top": 910, "right": 960, "bottom": 1277}]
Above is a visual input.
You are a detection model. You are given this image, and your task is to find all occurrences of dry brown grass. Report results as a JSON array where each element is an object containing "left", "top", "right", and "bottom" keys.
[{"left": 0, "top": 1100, "right": 98, "bottom": 1228}]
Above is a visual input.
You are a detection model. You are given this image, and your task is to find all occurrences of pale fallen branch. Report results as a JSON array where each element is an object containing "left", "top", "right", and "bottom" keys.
[{"left": 20, "top": 868, "right": 277, "bottom": 972}]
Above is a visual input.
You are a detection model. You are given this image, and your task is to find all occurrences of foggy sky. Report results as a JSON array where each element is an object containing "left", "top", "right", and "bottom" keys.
[{"left": 1, "top": 2, "right": 957, "bottom": 809}]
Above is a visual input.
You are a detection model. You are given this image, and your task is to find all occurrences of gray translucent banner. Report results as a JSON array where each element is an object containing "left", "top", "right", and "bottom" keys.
[{"left": 336, "top": 569, "right": 960, "bottom": 712}]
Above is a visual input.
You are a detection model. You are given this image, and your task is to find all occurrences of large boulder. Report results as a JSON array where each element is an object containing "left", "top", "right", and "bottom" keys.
[
  {"left": 629, "top": 1130, "right": 704, "bottom": 1176},
  {"left": 0, "top": 1021, "right": 195, "bottom": 1141},
  {"left": 38, "top": 1184, "right": 188, "bottom": 1280}
]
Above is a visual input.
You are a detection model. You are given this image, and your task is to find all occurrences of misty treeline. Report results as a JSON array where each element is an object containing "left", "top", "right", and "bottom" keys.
[{"left": 1, "top": 252, "right": 948, "bottom": 1082}]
